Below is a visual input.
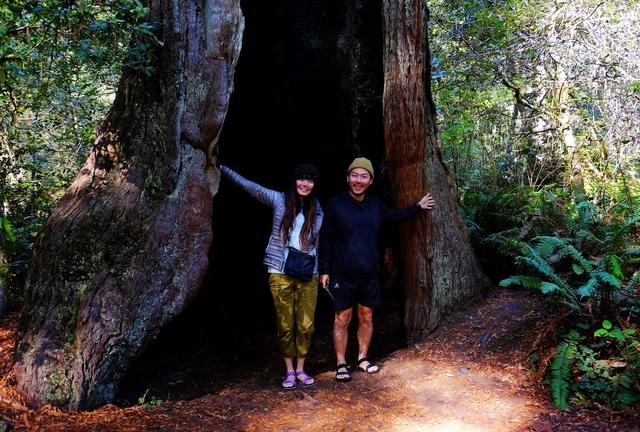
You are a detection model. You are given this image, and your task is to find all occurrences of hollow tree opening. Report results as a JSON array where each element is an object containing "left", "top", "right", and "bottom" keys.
[
  {"left": 117, "top": 0, "right": 391, "bottom": 403},
  {"left": 209, "top": 0, "right": 387, "bottom": 336}
]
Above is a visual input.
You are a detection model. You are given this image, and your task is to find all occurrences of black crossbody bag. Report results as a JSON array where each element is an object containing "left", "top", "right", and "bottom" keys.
[{"left": 283, "top": 247, "right": 315, "bottom": 282}]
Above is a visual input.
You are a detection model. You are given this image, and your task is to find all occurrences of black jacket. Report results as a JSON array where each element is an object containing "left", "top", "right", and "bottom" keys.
[{"left": 319, "top": 191, "right": 420, "bottom": 279}]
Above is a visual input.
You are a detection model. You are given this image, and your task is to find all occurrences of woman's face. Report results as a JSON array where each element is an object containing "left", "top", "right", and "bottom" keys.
[{"left": 296, "top": 179, "right": 315, "bottom": 198}]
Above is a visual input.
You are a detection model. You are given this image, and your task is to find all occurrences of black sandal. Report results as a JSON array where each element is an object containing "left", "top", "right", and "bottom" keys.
[
  {"left": 335, "top": 363, "right": 352, "bottom": 382},
  {"left": 356, "top": 357, "right": 380, "bottom": 374}
]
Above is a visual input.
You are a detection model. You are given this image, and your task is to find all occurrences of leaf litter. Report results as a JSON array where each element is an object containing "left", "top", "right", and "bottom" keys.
[{"left": 0, "top": 288, "right": 638, "bottom": 431}]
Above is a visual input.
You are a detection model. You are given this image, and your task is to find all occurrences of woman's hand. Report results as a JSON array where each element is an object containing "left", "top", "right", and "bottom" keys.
[{"left": 320, "top": 274, "right": 330, "bottom": 289}]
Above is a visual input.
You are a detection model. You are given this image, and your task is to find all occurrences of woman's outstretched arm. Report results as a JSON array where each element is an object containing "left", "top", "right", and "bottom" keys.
[{"left": 219, "top": 165, "right": 280, "bottom": 207}]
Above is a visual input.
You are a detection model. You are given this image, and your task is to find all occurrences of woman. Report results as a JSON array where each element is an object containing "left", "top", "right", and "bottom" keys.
[{"left": 219, "top": 163, "right": 323, "bottom": 389}]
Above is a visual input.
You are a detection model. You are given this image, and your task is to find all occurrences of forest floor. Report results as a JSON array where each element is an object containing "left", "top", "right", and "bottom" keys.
[{"left": 0, "top": 287, "right": 638, "bottom": 431}]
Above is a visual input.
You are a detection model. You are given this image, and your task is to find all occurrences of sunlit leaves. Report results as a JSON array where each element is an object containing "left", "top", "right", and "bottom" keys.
[
  {"left": 0, "top": 1, "right": 152, "bottom": 271},
  {"left": 430, "top": 0, "right": 640, "bottom": 202},
  {"left": 0, "top": 218, "right": 16, "bottom": 243}
]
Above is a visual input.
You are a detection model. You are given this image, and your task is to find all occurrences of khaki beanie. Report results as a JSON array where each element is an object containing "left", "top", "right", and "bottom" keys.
[{"left": 347, "top": 157, "right": 374, "bottom": 178}]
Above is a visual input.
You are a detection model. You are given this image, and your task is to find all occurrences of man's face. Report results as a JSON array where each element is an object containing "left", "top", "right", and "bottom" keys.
[{"left": 347, "top": 168, "right": 373, "bottom": 198}]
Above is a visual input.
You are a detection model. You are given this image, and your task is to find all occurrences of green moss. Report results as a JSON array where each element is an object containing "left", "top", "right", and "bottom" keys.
[
  {"left": 45, "top": 366, "right": 72, "bottom": 407},
  {"left": 0, "top": 249, "right": 8, "bottom": 284}
]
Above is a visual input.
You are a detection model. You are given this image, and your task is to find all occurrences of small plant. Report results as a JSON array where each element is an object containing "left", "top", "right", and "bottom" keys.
[
  {"left": 138, "top": 391, "right": 164, "bottom": 411},
  {"left": 589, "top": 320, "right": 640, "bottom": 406},
  {"left": 548, "top": 321, "right": 640, "bottom": 411}
]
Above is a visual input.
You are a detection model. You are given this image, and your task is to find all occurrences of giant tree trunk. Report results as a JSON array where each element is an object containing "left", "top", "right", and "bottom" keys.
[
  {"left": 12, "top": 0, "right": 244, "bottom": 410},
  {"left": 382, "top": 1, "right": 489, "bottom": 341}
]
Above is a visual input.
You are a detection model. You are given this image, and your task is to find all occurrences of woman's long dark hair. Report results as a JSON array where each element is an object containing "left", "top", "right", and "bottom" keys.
[{"left": 280, "top": 164, "right": 319, "bottom": 250}]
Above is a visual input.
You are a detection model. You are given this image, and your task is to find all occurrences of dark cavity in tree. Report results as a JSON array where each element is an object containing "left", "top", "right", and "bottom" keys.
[{"left": 117, "top": 0, "right": 398, "bottom": 404}]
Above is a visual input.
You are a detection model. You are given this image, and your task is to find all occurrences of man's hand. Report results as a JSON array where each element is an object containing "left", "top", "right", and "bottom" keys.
[
  {"left": 320, "top": 274, "right": 330, "bottom": 289},
  {"left": 417, "top": 193, "right": 435, "bottom": 210}
]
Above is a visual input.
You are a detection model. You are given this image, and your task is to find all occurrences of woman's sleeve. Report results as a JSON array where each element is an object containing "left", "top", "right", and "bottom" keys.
[
  {"left": 313, "top": 201, "right": 324, "bottom": 252},
  {"left": 219, "top": 165, "right": 279, "bottom": 207},
  {"left": 318, "top": 202, "right": 333, "bottom": 275}
]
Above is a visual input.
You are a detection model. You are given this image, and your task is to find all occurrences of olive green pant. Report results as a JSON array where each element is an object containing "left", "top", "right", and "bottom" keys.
[{"left": 269, "top": 273, "right": 318, "bottom": 358}]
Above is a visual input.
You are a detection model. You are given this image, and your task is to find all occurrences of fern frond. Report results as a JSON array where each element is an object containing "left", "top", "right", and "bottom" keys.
[
  {"left": 551, "top": 338, "right": 578, "bottom": 411},
  {"left": 576, "top": 201, "right": 597, "bottom": 225},
  {"left": 548, "top": 249, "right": 571, "bottom": 265},
  {"left": 539, "top": 282, "right": 561, "bottom": 294},
  {"left": 625, "top": 247, "right": 640, "bottom": 257},
  {"left": 595, "top": 271, "right": 622, "bottom": 288},
  {"left": 608, "top": 255, "right": 624, "bottom": 280},
  {"left": 603, "top": 223, "right": 628, "bottom": 251},
  {"left": 535, "top": 236, "right": 560, "bottom": 259},
  {"left": 483, "top": 229, "right": 521, "bottom": 245},
  {"left": 577, "top": 278, "right": 599, "bottom": 298},
  {"left": 624, "top": 271, "right": 640, "bottom": 292},
  {"left": 518, "top": 255, "right": 574, "bottom": 292},
  {"left": 499, "top": 275, "right": 543, "bottom": 289},
  {"left": 575, "top": 229, "right": 602, "bottom": 245},
  {"left": 625, "top": 213, "right": 640, "bottom": 227},
  {"left": 541, "top": 237, "right": 596, "bottom": 272},
  {"left": 464, "top": 219, "right": 483, "bottom": 234},
  {"left": 516, "top": 256, "right": 556, "bottom": 279}
]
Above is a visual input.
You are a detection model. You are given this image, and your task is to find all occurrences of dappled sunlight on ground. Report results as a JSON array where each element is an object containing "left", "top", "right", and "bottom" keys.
[
  {"left": 377, "top": 353, "right": 536, "bottom": 432},
  {"left": 391, "top": 418, "right": 510, "bottom": 432},
  {"left": 225, "top": 344, "right": 538, "bottom": 432}
]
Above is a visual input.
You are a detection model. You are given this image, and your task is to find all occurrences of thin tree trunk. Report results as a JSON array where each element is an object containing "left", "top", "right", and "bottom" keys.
[
  {"left": 12, "top": 0, "right": 244, "bottom": 410},
  {"left": 382, "top": 0, "right": 489, "bottom": 341}
]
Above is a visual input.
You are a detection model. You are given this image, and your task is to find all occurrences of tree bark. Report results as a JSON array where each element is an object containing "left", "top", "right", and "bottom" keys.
[
  {"left": 12, "top": 0, "right": 244, "bottom": 410},
  {"left": 0, "top": 243, "right": 7, "bottom": 316},
  {"left": 382, "top": 1, "right": 489, "bottom": 341}
]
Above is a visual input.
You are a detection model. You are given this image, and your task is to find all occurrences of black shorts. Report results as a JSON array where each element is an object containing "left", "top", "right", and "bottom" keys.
[{"left": 329, "top": 275, "right": 381, "bottom": 311}]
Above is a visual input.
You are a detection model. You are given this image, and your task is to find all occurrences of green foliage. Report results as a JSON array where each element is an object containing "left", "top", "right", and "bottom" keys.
[
  {"left": 0, "top": 1, "right": 156, "bottom": 295},
  {"left": 431, "top": 0, "right": 640, "bottom": 205},
  {"left": 431, "top": 0, "right": 640, "bottom": 414},
  {"left": 578, "top": 321, "right": 639, "bottom": 406},
  {"left": 549, "top": 321, "right": 640, "bottom": 410},
  {"left": 499, "top": 199, "right": 639, "bottom": 309},
  {"left": 0, "top": 217, "right": 15, "bottom": 244},
  {"left": 550, "top": 331, "right": 580, "bottom": 411},
  {"left": 138, "top": 392, "right": 164, "bottom": 411},
  {"left": 495, "top": 197, "right": 640, "bottom": 409},
  {"left": 0, "top": 217, "right": 15, "bottom": 290}
]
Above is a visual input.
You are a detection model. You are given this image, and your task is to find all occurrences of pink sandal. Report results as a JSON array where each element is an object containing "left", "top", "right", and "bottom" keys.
[{"left": 282, "top": 371, "right": 297, "bottom": 390}]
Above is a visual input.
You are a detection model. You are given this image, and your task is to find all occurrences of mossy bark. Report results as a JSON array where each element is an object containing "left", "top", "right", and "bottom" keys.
[
  {"left": 0, "top": 246, "right": 8, "bottom": 316},
  {"left": 12, "top": 0, "right": 244, "bottom": 410},
  {"left": 382, "top": 0, "right": 490, "bottom": 341}
]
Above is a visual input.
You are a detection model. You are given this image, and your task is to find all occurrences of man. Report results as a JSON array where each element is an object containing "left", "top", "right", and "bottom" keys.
[{"left": 319, "top": 157, "right": 435, "bottom": 382}]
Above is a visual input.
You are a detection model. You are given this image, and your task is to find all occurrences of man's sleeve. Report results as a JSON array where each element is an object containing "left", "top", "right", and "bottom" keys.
[{"left": 381, "top": 201, "right": 421, "bottom": 225}]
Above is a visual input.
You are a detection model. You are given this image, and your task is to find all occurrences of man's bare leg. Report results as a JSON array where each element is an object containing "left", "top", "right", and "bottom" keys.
[
  {"left": 356, "top": 304, "right": 379, "bottom": 373},
  {"left": 334, "top": 308, "right": 353, "bottom": 381}
]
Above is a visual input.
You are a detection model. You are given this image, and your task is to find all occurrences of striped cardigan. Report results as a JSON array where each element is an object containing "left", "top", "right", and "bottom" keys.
[{"left": 219, "top": 165, "right": 323, "bottom": 273}]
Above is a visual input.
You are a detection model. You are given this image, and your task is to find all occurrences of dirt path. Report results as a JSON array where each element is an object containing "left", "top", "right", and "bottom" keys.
[{"left": 1, "top": 288, "right": 637, "bottom": 431}]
